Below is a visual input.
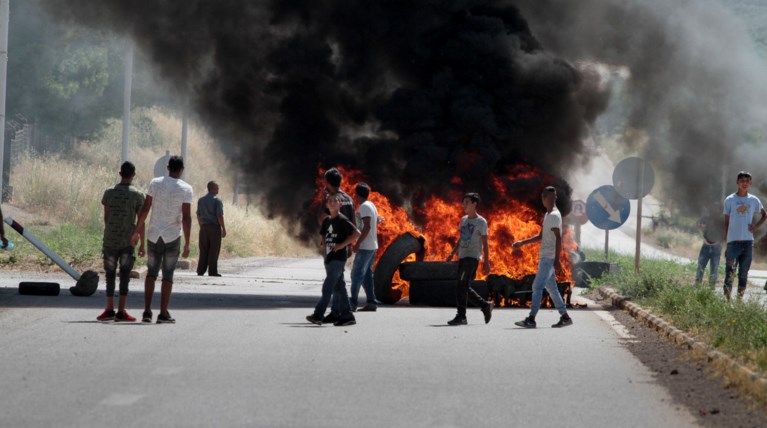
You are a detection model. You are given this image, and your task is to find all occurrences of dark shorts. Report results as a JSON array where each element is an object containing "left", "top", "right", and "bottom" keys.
[{"left": 146, "top": 237, "right": 181, "bottom": 283}]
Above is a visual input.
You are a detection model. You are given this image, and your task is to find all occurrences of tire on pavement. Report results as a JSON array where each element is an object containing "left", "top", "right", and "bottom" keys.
[
  {"left": 374, "top": 232, "right": 425, "bottom": 304},
  {"left": 399, "top": 261, "right": 458, "bottom": 281},
  {"left": 19, "top": 282, "right": 60, "bottom": 296},
  {"left": 70, "top": 270, "right": 99, "bottom": 297}
]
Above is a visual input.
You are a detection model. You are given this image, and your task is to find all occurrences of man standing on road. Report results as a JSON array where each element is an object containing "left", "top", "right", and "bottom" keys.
[
  {"left": 320, "top": 167, "right": 355, "bottom": 324},
  {"left": 97, "top": 161, "right": 145, "bottom": 322},
  {"left": 723, "top": 171, "right": 766, "bottom": 301},
  {"left": 132, "top": 155, "right": 194, "bottom": 324},
  {"left": 513, "top": 186, "right": 572, "bottom": 329},
  {"left": 197, "top": 181, "right": 226, "bottom": 277},
  {"left": 350, "top": 183, "right": 379, "bottom": 312},
  {"left": 695, "top": 201, "right": 724, "bottom": 286}
]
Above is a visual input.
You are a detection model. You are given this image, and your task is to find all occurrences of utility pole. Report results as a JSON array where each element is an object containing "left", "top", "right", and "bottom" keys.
[
  {"left": 121, "top": 41, "right": 133, "bottom": 164},
  {"left": 0, "top": 0, "right": 10, "bottom": 201},
  {"left": 181, "top": 106, "right": 188, "bottom": 178}
]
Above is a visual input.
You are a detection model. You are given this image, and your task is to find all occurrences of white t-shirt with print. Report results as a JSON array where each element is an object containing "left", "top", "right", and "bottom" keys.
[
  {"left": 539, "top": 208, "right": 562, "bottom": 260},
  {"left": 146, "top": 176, "right": 194, "bottom": 243},
  {"left": 356, "top": 200, "right": 379, "bottom": 251}
]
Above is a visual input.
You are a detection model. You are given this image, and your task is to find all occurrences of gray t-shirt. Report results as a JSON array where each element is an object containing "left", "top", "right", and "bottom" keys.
[
  {"left": 723, "top": 193, "right": 763, "bottom": 242},
  {"left": 457, "top": 215, "right": 488, "bottom": 260},
  {"left": 540, "top": 208, "right": 562, "bottom": 260},
  {"left": 197, "top": 193, "right": 224, "bottom": 226}
]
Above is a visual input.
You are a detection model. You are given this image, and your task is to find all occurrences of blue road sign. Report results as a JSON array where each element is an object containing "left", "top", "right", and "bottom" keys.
[{"left": 586, "top": 185, "right": 630, "bottom": 230}]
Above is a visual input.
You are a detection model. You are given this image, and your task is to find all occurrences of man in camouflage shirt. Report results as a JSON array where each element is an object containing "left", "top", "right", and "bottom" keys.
[{"left": 97, "top": 161, "right": 145, "bottom": 322}]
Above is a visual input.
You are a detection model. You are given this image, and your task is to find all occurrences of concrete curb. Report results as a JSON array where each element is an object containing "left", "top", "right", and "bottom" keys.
[{"left": 598, "top": 286, "right": 767, "bottom": 401}]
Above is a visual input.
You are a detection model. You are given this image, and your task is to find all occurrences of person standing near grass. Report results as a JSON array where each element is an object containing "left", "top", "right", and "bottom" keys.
[
  {"left": 196, "top": 181, "right": 226, "bottom": 277},
  {"left": 445, "top": 192, "right": 494, "bottom": 326},
  {"left": 695, "top": 201, "right": 724, "bottom": 286},
  {"left": 723, "top": 171, "right": 766, "bottom": 301},
  {"left": 97, "top": 161, "right": 145, "bottom": 322},
  {"left": 0, "top": 205, "right": 7, "bottom": 248},
  {"left": 132, "top": 155, "right": 194, "bottom": 324},
  {"left": 513, "top": 186, "right": 572, "bottom": 329}
]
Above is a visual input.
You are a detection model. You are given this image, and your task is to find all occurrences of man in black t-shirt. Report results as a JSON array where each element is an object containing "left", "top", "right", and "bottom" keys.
[
  {"left": 320, "top": 167, "right": 356, "bottom": 322},
  {"left": 307, "top": 193, "right": 361, "bottom": 326}
]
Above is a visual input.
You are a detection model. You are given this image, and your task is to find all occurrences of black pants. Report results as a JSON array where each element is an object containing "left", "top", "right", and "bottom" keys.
[
  {"left": 197, "top": 224, "right": 222, "bottom": 275},
  {"left": 456, "top": 257, "right": 486, "bottom": 316}
]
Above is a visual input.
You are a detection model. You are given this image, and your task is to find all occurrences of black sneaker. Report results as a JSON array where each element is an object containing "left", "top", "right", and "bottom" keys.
[
  {"left": 515, "top": 317, "right": 536, "bottom": 328},
  {"left": 481, "top": 302, "right": 494, "bottom": 324},
  {"left": 552, "top": 315, "right": 573, "bottom": 328},
  {"left": 141, "top": 311, "right": 153, "bottom": 323},
  {"left": 447, "top": 315, "right": 467, "bottom": 326},
  {"left": 334, "top": 317, "right": 356, "bottom": 326},
  {"left": 322, "top": 313, "right": 340, "bottom": 324},
  {"left": 156, "top": 312, "right": 176, "bottom": 324},
  {"left": 358, "top": 304, "right": 377, "bottom": 312},
  {"left": 306, "top": 314, "right": 323, "bottom": 325}
]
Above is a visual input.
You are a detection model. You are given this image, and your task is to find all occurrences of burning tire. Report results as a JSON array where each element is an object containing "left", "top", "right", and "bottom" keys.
[
  {"left": 19, "top": 282, "right": 60, "bottom": 296},
  {"left": 374, "top": 232, "right": 425, "bottom": 304},
  {"left": 399, "top": 261, "right": 458, "bottom": 281},
  {"left": 409, "top": 279, "right": 488, "bottom": 307}
]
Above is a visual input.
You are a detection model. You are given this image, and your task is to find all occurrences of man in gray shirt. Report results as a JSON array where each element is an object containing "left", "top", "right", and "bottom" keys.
[{"left": 197, "top": 181, "right": 226, "bottom": 277}]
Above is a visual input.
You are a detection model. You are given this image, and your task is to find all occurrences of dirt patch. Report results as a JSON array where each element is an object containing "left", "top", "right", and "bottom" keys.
[{"left": 589, "top": 292, "right": 767, "bottom": 427}]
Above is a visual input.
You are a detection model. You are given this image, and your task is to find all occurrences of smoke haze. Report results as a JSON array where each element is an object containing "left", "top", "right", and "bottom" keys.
[{"left": 40, "top": 0, "right": 766, "bottom": 239}]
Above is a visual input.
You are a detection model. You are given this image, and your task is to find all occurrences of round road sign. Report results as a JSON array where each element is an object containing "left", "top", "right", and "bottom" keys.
[
  {"left": 586, "top": 185, "right": 630, "bottom": 230},
  {"left": 613, "top": 157, "right": 654, "bottom": 199},
  {"left": 567, "top": 199, "right": 588, "bottom": 226}
]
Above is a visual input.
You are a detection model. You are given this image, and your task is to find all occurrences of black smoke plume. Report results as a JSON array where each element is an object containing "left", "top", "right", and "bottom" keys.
[{"left": 42, "top": 0, "right": 608, "bottom": 241}]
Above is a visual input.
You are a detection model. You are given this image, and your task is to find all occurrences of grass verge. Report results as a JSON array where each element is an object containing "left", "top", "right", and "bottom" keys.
[{"left": 590, "top": 251, "right": 767, "bottom": 375}]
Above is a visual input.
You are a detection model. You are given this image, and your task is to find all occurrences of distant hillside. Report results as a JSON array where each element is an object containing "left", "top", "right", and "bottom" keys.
[{"left": 720, "top": 0, "right": 767, "bottom": 56}]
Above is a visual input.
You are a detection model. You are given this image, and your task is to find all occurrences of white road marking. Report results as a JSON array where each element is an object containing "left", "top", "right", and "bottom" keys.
[{"left": 593, "top": 310, "right": 638, "bottom": 342}]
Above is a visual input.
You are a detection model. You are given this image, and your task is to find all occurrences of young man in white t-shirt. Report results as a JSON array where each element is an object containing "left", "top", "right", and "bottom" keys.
[
  {"left": 131, "top": 155, "right": 194, "bottom": 324},
  {"left": 722, "top": 171, "right": 767, "bottom": 300},
  {"left": 513, "top": 186, "right": 572, "bottom": 328},
  {"left": 350, "top": 183, "right": 380, "bottom": 312}
]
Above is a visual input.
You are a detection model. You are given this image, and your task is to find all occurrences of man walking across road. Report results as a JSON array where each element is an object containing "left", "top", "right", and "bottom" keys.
[
  {"left": 132, "top": 155, "right": 194, "bottom": 324},
  {"left": 445, "top": 192, "right": 494, "bottom": 326},
  {"left": 350, "top": 183, "right": 379, "bottom": 312},
  {"left": 321, "top": 167, "right": 355, "bottom": 323},
  {"left": 723, "top": 171, "right": 766, "bottom": 301},
  {"left": 97, "top": 161, "right": 145, "bottom": 322},
  {"left": 513, "top": 186, "right": 572, "bottom": 329},
  {"left": 306, "top": 192, "right": 360, "bottom": 326},
  {"left": 197, "top": 180, "right": 226, "bottom": 277}
]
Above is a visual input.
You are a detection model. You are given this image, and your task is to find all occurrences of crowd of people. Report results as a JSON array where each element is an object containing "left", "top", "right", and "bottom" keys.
[{"left": 96, "top": 160, "right": 765, "bottom": 328}]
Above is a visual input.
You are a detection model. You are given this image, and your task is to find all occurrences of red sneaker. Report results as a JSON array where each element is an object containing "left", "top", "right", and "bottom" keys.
[
  {"left": 114, "top": 311, "right": 137, "bottom": 322},
  {"left": 96, "top": 309, "right": 116, "bottom": 321}
]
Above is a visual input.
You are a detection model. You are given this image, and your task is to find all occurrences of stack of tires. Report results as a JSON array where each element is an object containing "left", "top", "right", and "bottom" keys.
[{"left": 399, "top": 261, "right": 488, "bottom": 307}]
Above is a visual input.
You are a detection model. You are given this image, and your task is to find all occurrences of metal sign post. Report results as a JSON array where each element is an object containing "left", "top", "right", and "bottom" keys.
[{"left": 613, "top": 157, "right": 655, "bottom": 274}]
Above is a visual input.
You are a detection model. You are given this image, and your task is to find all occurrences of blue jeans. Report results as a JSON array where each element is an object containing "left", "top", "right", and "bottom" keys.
[
  {"left": 695, "top": 243, "right": 721, "bottom": 285},
  {"left": 724, "top": 241, "right": 753, "bottom": 293},
  {"left": 314, "top": 260, "right": 353, "bottom": 318},
  {"left": 350, "top": 250, "right": 377, "bottom": 307},
  {"left": 529, "top": 257, "right": 566, "bottom": 318}
]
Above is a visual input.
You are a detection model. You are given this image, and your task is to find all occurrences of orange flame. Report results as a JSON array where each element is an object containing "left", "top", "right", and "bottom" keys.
[{"left": 314, "top": 167, "right": 574, "bottom": 302}]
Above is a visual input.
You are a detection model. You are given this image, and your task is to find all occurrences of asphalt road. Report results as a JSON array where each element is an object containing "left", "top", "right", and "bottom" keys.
[{"left": 0, "top": 257, "right": 701, "bottom": 427}]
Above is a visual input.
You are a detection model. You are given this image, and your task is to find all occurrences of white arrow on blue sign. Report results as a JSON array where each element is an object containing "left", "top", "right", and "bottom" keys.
[{"left": 586, "top": 185, "right": 631, "bottom": 230}]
